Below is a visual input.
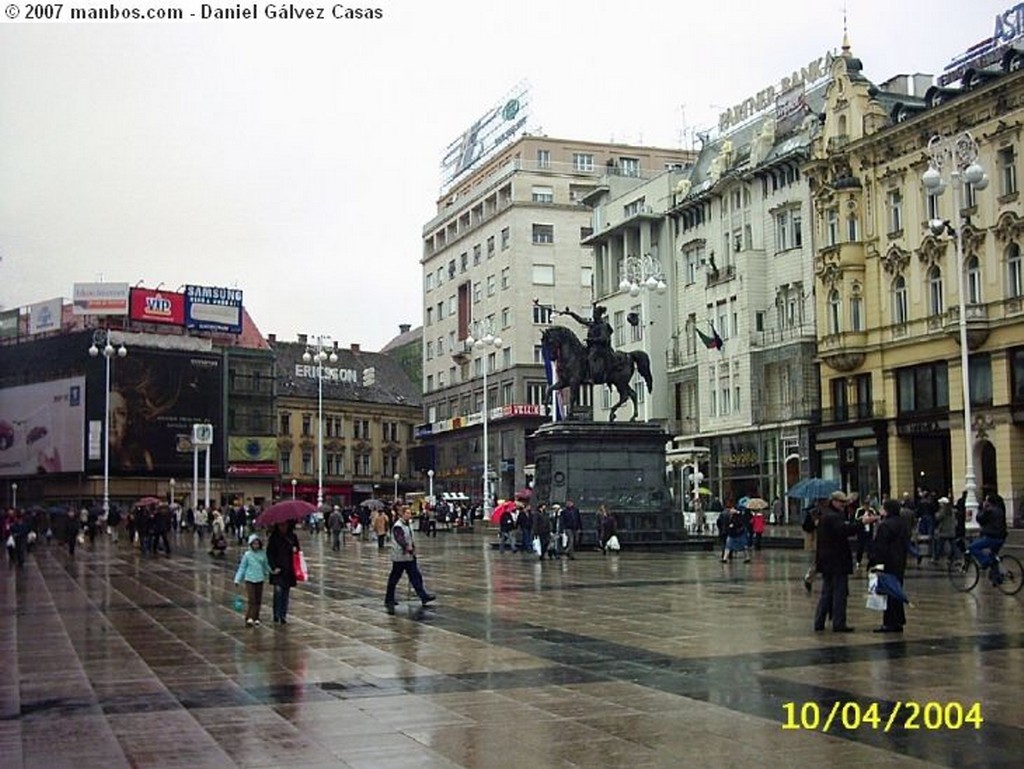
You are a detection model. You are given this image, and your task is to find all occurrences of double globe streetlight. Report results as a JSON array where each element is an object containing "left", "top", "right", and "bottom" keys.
[
  {"left": 464, "top": 328, "right": 502, "bottom": 511},
  {"left": 619, "top": 253, "right": 666, "bottom": 421},
  {"left": 302, "top": 336, "right": 337, "bottom": 510},
  {"left": 922, "top": 130, "right": 989, "bottom": 529},
  {"left": 88, "top": 329, "right": 127, "bottom": 517}
]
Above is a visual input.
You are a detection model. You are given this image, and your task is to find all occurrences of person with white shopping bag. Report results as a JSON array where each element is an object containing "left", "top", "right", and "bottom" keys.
[{"left": 868, "top": 499, "right": 909, "bottom": 633}]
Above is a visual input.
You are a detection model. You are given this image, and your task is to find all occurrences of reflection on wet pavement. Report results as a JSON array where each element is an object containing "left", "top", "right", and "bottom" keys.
[{"left": 3, "top": 529, "right": 1022, "bottom": 768}]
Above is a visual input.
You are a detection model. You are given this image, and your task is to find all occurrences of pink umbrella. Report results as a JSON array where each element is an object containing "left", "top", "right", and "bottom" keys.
[
  {"left": 490, "top": 500, "right": 517, "bottom": 524},
  {"left": 255, "top": 499, "right": 316, "bottom": 528}
]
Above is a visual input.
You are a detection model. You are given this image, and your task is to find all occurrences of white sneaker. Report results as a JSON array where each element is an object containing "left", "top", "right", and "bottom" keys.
[
  {"left": 253, "top": 619, "right": 261, "bottom": 627},
  {"left": 245, "top": 618, "right": 254, "bottom": 627}
]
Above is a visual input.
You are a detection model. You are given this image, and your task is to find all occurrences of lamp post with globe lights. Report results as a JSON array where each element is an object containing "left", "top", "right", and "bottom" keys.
[
  {"left": 922, "top": 130, "right": 989, "bottom": 529},
  {"left": 291, "top": 478, "right": 297, "bottom": 500},
  {"left": 89, "top": 329, "right": 127, "bottom": 516},
  {"left": 619, "top": 253, "right": 666, "bottom": 421},
  {"left": 427, "top": 469, "right": 435, "bottom": 506},
  {"left": 393, "top": 473, "right": 400, "bottom": 503},
  {"left": 302, "top": 336, "right": 338, "bottom": 510},
  {"left": 465, "top": 326, "right": 502, "bottom": 510}
]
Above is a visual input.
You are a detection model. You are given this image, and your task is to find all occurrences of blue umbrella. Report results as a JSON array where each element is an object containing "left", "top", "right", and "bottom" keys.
[
  {"left": 787, "top": 477, "right": 840, "bottom": 500},
  {"left": 874, "top": 571, "right": 911, "bottom": 605}
]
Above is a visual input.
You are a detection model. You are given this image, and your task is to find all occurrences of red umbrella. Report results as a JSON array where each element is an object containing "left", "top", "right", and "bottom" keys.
[
  {"left": 514, "top": 488, "right": 532, "bottom": 501},
  {"left": 134, "top": 496, "right": 163, "bottom": 508},
  {"left": 490, "top": 500, "right": 517, "bottom": 524},
  {"left": 255, "top": 500, "right": 316, "bottom": 528}
]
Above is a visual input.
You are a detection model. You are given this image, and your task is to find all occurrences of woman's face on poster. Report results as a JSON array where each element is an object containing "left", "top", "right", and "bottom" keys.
[{"left": 109, "top": 390, "right": 128, "bottom": 448}]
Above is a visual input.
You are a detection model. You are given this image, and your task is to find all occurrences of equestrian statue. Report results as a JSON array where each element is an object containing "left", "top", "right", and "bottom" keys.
[{"left": 541, "top": 304, "right": 653, "bottom": 422}]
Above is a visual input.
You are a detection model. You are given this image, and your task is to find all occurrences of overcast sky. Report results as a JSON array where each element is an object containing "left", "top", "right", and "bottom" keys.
[{"left": 0, "top": 0, "right": 1008, "bottom": 349}]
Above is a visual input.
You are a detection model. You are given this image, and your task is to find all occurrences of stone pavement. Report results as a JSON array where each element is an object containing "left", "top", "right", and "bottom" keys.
[{"left": 2, "top": 528, "right": 1022, "bottom": 769}]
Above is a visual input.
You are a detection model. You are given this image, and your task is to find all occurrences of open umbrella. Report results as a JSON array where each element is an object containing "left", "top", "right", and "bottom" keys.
[
  {"left": 134, "top": 496, "right": 163, "bottom": 508},
  {"left": 745, "top": 497, "right": 769, "bottom": 511},
  {"left": 490, "top": 499, "right": 517, "bottom": 524},
  {"left": 360, "top": 498, "right": 386, "bottom": 511},
  {"left": 786, "top": 477, "right": 840, "bottom": 500},
  {"left": 255, "top": 499, "right": 316, "bottom": 528}
]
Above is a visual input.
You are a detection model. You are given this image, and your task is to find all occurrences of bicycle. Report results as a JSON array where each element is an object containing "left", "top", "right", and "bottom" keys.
[{"left": 948, "top": 548, "right": 1024, "bottom": 595}]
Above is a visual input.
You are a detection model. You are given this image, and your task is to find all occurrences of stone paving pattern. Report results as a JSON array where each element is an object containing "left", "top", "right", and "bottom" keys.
[{"left": 2, "top": 527, "right": 1022, "bottom": 768}]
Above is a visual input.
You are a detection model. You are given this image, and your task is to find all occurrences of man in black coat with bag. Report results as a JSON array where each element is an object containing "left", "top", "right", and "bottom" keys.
[
  {"left": 813, "top": 490, "right": 861, "bottom": 633},
  {"left": 869, "top": 499, "right": 909, "bottom": 633}
]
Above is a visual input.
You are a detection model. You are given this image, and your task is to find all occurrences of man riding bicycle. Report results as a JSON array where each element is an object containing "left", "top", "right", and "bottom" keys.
[{"left": 968, "top": 492, "right": 1008, "bottom": 582}]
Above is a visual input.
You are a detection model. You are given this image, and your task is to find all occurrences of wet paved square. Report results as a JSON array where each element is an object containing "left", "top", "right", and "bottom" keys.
[{"left": 2, "top": 529, "right": 1022, "bottom": 768}]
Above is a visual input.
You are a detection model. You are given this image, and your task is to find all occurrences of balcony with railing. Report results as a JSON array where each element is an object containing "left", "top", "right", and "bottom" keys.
[
  {"left": 819, "top": 400, "right": 887, "bottom": 425},
  {"left": 942, "top": 303, "right": 991, "bottom": 350},
  {"left": 706, "top": 265, "right": 736, "bottom": 288}
]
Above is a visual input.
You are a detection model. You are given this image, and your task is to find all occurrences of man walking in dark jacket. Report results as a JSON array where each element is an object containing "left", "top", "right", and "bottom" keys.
[
  {"left": 813, "top": 491, "right": 861, "bottom": 633},
  {"left": 560, "top": 500, "right": 582, "bottom": 559},
  {"left": 869, "top": 499, "right": 908, "bottom": 633}
]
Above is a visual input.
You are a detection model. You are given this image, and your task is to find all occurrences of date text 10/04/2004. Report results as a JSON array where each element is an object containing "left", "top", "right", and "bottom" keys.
[{"left": 781, "top": 701, "right": 983, "bottom": 732}]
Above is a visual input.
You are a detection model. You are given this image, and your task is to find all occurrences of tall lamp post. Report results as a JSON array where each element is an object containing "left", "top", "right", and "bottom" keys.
[
  {"left": 922, "top": 130, "right": 989, "bottom": 529},
  {"left": 393, "top": 473, "right": 400, "bottom": 503},
  {"left": 465, "top": 327, "right": 502, "bottom": 510},
  {"left": 302, "top": 336, "right": 338, "bottom": 510},
  {"left": 89, "top": 329, "right": 127, "bottom": 516},
  {"left": 10, "top": 482, "right": 17, "bottom": 509},
  {"left": 427, "top": 469, "right": 434, "bottom": 505},
  {"left": 168, "top": 478, "right": 176, "bottom": 505},
  {"left": 291, "top": 478, "right": 297, "bottom": 500},
  {"left": 619, "top": 252, "right": 666, "bottom": 421}
]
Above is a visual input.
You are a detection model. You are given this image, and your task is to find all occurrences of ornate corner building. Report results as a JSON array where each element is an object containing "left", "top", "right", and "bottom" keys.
[{"left": 806, "top": 38, "right": 1024, "bottom": 517}]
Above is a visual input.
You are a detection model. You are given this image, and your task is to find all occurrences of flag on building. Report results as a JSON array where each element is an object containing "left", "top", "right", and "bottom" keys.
[
  {"left": 540, "top": 340, "right": 565, "bottom": 421},
  {"left": 696, "top": 322, "right": 724, "bottom": 351}
]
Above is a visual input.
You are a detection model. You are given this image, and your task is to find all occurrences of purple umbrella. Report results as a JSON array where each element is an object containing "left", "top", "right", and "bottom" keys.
[{"left": 255, "top": 499, "right": 316, "bottom": 528}]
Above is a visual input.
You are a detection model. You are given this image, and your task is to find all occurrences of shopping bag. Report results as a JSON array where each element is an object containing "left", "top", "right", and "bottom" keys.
[
  {"left": 293, "top": 550, "right": 309, "bottom": 582},
  {"left": 560, "top": 532, "right": 569, "bottom": 549},
  {"left": 866, "top": 571, "right": 887, "bottom": 611},
  {"left": 532, "top": 536, "right": 542, "bottom": 555},
  {"left": 232, "top": 595, "right": 245, "bottom": 613},
  {"left": 606, "top": 534, "right": 621, "bottom": 551}
]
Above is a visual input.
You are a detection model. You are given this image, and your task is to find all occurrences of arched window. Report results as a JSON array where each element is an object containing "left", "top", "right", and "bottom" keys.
[
  {"left": 828, "top": 289, "right": 842, "bottom": 334},
  {"left": 850, "top": 289, "right": 864, "bottom": 331},
  {"left": 847, "top": 215, "right": 859, "bottom": 242},
  {"left": 1008, "top": 242, "right": 1023, "bottom": 298},
  {"left": 928, "top": 265, "right": 944, "bottom": 315},
  {"left": 892, "top": 276, "right": 908, "bottom": 324},
  {"left": 966, "top": 256, "right": 982, "bottom": 304}
]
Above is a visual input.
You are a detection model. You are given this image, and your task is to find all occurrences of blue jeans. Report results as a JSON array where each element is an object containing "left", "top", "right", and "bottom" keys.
[
  {"left": 968, "top": 537, "right": 1005, "bottom": 569},
  {"left": 499, "top": 531, "right": 515, "bottom": 552},
  {"left": 273, "top": 583, "right": 291, "bottom": 621}
]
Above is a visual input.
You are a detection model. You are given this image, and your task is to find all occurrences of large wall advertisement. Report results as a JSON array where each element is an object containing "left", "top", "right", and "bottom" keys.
[
  {"left": 0, "top": 377, "right": 86, "bottom": 477},
  {"left": 87, "top": 349, "right": 224, "bottom": 476}
]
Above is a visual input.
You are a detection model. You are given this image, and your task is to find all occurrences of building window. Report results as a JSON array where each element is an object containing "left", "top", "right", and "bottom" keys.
[
  {"left": 619, "top": 157, "right": 640, "bottom": 177},
  {"left": 353, "top": 419, "right": 370, "bottom": 440},
  {"left": 926, "top": 189, "right": 941, "bottom": 222},
  {"left": 532, "top": 303, "right": 553, "bottom": 324},
  {"left": 302, "top": 452, "right": 312, "bottom": 475},
  {"left": 531, "top": 185, "right": 554, "bottom": 203},
  {"left": 532, "top": 224, "right": 554, "bottom": 244},
  {"left": 967, "top": 256, "right": 982, "bottom": 304},
  {"left": 775, "top": 208, "right": 802, "bottom": 252},
  {"left": 532, "top": 264, "right": 555, "bottom": 285},
  {"left": 581, "top": 265, "right": 592, "bottom": 287},
  {"left": 483, "top": 274, "right": 495, "bottom": 296},
  {"left": 460, "top": 252, "right": 468, "bottom": 272},
  {"left": 969, "top": 354, "right": 993, "bottom": 407},
  {"left": 425, "top": 272, "right": 435, "bottom": 291},
  {"left": 888, "top": 189, "right": 903, "bottom": 234},
  {"left": 487, "top": 236, "right": 495, "bottom": 257},
  {"left": 830, "top": 378, "right": 848, "bottom": 422},
  {"left": 629, "top": 304, "right": 642, "bottom": 343},
  {"left": 473, "top": 282, "right": 481, "bottom": 302},
  {"left": 279, "top": 413, "right": 291, "bottom": 434},
  {"left": 501, "top": 227, "right": 510, "bottom": 250},
  {"left": 1008, "top": 243, "right": 1023, "bottom": 298},
  {"left": 1010, "top": 347, "right": 1024, "bottom": 403},
  {"left": 425, "top": 307, "right": 433, "bottom": 326},
  {"left": 501, "top": 267, "right": 510, "bottom": 289},
  {"left": 501, "top": 307, "right": 511, "bottom": 328},
  {"left": 473, "top": 244, "right": 482, "bottom": 264},
  {"left": 526, "top": 381, "right": 548, "bottom": 405},
  {"left": 850, "top": 292, "right": 863, "bottom": 332},
  {"left": 846, "top": 215, "right": 858, "bottom": 242},
  {"left": 999, "top": 146, "right": 1017, "bottom": 196},
  {"left": 896, "top": 362, "right": 949, "bottom": 414},
  {"left": 828, "top": 289, "right": 841, "bottom": 334},
  {"left": 892, "top": 276, "right": 908, "bottom": 324},
  {"left": 301, "top": 414, "right": 312, "bottom": 436},
  {"left": 928, "top": 265, "right": 944, "bottom": 315},
  {"left": 280, "top": 451, "right": 291, "bottom": 476},
  {"left": 537, "top": 149, "right": 551, "bottom": 169},
  {"left": 572, "top": 153, "right": 594, "bottom": 172},
  {"left": 826, "top": 208, "right": 839, "bottom": 246},
  {"left": 624, "top": 197, "right": 645, "bottom": 217},
  {"left": 613, "top": 310, "right": 625, "bottom": 346}
]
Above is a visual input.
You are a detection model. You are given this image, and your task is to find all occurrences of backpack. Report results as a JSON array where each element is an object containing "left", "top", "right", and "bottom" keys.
[{"left": 801, "top": 510, "right": 816, "bottom": 533}]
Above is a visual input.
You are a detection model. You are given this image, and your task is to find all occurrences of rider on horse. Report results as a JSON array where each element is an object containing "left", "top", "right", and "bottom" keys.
[{"left": 562, "top": 304, "right": 614, "bottom": 384}]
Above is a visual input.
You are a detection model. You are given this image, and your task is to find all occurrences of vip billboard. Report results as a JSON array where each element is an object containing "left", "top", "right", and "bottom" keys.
[
  {"left": 184, "top": 284, "right": 243, "bottom": 334},
  {"left": 86, "top": 349, "right": 224, "bottom": 476},
  {"left": 129, "top": 287, "right": 186, "bottom": 326},
  {"left": 0, "top": 377, "right": 86, "bottom": 477}
]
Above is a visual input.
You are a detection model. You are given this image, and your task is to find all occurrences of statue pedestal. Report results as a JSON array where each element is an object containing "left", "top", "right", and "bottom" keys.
[{"left": 529, "top": 421, "right": 686, "bottom": 547}]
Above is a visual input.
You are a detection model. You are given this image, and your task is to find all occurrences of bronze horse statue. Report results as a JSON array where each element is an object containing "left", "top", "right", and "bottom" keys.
[{"left": 540, "top": 325, "right": 653, "bottom": 422}]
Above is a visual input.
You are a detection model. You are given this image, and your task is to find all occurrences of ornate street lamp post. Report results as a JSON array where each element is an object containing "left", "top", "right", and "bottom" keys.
[
  {"left": 88, "top": 329, "right": 127, "bottom": 517},
  {"left": 427, "top": 469, "right": 434, "bottom": 505},
  {"left": 619, "top": 252, "right": 666, "bottom": 421},
  {"left": 302, "top": 336, "right": 338, "bottom": 510},
  {"left": 922, "top": 131, "right": 989, "bottom": 529},
  {"left": 465, "top": 326, "right": 502, "bottom": 511},
  {"left": 393, "top": 473, "right": 400, "bottom": 503}
]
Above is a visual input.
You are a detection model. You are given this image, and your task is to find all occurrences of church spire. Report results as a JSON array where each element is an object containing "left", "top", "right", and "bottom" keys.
[{"left": 841, "top": 5, "right": 851, "bottom": 56}]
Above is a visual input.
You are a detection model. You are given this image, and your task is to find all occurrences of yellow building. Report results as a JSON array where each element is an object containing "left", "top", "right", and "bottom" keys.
[{"left": 807, "top": 40, "right": 1024, "bottom": 521}]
